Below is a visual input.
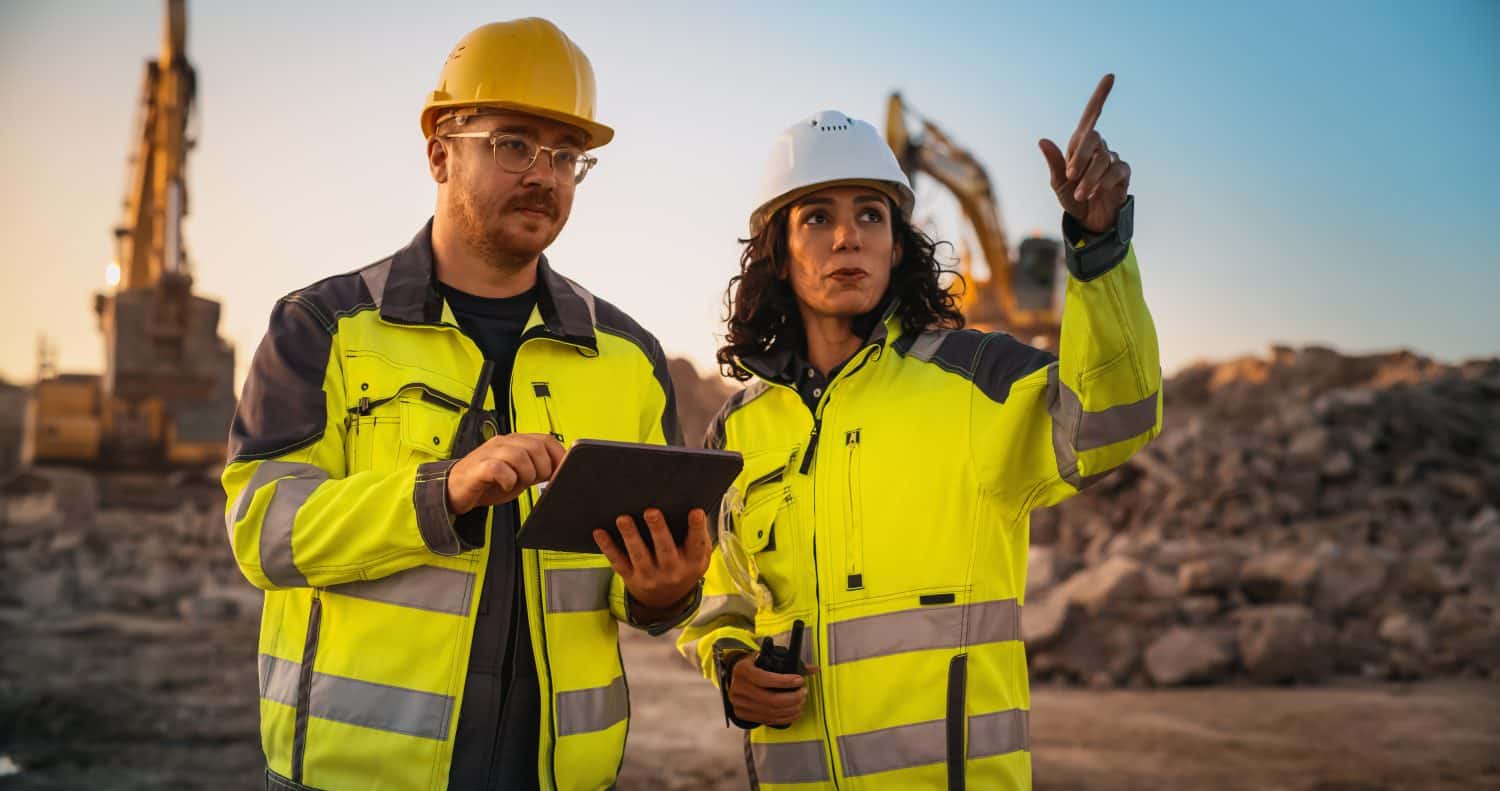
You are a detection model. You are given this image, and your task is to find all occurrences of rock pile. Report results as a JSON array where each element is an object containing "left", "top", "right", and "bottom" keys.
[{"left": 1024, "top": 346, "right": 1500, "bottom": 686}]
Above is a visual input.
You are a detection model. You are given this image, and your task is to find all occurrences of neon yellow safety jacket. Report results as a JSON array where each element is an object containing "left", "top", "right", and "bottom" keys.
[
  {"left": 224, "top": 222, "right": 687, "bottom": 790},
  {"left": 680, "top": 200, "right": 1161, "bottom": 790}
]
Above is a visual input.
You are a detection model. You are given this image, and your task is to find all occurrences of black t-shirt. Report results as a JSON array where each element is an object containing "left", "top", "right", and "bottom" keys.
[{"left": 439, "top": 280, "right": 542, "bottom": 791}]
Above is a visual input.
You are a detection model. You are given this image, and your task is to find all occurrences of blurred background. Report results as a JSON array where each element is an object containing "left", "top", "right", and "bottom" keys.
[{"left": 0, "top": 1, "right": 1496, "bottom": 789}]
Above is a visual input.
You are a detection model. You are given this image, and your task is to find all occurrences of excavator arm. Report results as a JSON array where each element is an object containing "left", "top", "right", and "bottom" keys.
[{"left": 885, "top": 93, "right": 1063, "bottom": 346}]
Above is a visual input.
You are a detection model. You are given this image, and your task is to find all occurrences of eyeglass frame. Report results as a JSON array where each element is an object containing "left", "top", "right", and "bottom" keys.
[{"left": 440, "top": 130, "right": 598, "bottom": 184}]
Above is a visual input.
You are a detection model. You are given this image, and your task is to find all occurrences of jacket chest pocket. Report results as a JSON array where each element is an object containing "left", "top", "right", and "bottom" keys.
[
  {"left": 729, "top": 449, "right": 805, "bottom": 612},
  {"left": 346, "top": 388, "right": 465, "bottom": 475}
]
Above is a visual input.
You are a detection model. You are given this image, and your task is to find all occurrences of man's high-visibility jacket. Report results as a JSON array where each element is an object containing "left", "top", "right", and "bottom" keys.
[
  {"left": 224, "top": 222, "right": 685, "bottom": 791},
  {"left": 680, "top": 201, "right": 1161, "bottom": 790}
]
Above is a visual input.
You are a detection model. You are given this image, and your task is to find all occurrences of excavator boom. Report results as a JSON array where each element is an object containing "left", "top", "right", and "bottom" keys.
[{"left": 885, "top": 93, "right": 1063, "bottom": 346}]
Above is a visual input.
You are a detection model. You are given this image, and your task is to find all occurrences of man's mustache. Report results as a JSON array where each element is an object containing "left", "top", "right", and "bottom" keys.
[{"left": 504, "top": 190, "right": 559, "bottom": 219}]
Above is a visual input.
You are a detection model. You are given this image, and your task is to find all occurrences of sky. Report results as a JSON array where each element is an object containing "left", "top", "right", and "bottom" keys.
[{"left": 2, "top": 0, "right": 1497, "bottom": 392}]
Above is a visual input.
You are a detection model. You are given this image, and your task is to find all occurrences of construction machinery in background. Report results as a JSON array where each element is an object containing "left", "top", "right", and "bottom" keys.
[
  {"left": 23, "top": 0, "right": 235, "bottom": 469},
  {"left": 885, "top": 93, "right": 1065, "bottom": 348}
]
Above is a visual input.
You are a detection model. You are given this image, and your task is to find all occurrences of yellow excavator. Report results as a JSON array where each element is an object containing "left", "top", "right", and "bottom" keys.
[
  {"left": 23, "top": 0, "right": 235, "bottom": 468},
  {"left": 885, "top": 93, "right": 1064, "bottom": 348}
]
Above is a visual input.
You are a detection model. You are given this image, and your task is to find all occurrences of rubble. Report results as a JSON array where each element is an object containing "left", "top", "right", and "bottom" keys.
[{"left": 1027, "top": 346, "right": 1500, "bottom": 686}]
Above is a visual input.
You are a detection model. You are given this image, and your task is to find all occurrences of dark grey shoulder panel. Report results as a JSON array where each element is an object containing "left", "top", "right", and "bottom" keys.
[
  {"left": 701, "top": 380, "right": 770, "bottom": 450},
  {"left": 971, "top": 334, "right": 1056, "bottom": 404},
  {"left": 897, "top": 328, "right": 1055, "bottom": 405},
  {"left": 284, "top": 264, "right": 381, "bottom": 333},
  {"left": 594, "top": 297, "right": 683, "bottom": 447},
  {"left": 228, "top": 298, "right": 335, "bottom": 463}
]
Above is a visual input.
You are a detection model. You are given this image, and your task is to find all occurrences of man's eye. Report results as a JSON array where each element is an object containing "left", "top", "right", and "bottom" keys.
[
  {"left": 497, "top": 138, "right": 531, "bottom": 154},
  {"left": 553, "top": 149, "right": 580, "bottom": 166}
]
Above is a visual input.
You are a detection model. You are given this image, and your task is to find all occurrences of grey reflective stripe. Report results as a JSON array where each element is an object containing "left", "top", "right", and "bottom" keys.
[
  {"left": 327, "top": 565, "right": 476, "bottom": 616},
  {"left": 231, "top": 461, "right": 328, "bottom": 588},
  {"left": 555, "top": 676, "right": 628, "bottom": 737},
  {"left": 768, "top": 627, "right": 817, "bottom": 668},
  {"left": 227, "top": 460, "right": 323, "bottom": 537},
  {"left": 968, "top": 708, "right": 1029, "bottom": 759},
  {"left": 838, "top": 709, "right": 1029, "bottom": 778},
  {"left": 742, "top": 378, "right": 771, "bottom": 406},
  {"left": 689, "top": 594, "right": 757, "bottom": 628},
  {"left": 544, "top": 567, "right": 613, "bottom": 613},
  {"left": 1077, "top": 390, "right": 1158, "bottom": 451},
  {"left": 311, "top": 669, "right": 453, "bottom": 741},
  {"left": 752, "top": 739, "right": 832, "bottom": 784},
  {"left": 256, "top": 653, "right": 455, "bottom": 741},
  {"left": 259, "top": 653, "right": 299, "bottom": 707},
  {"left": 261, "top": 475, "right": 323, "bottom": 588},
  {"left": 827, "top": 599, "right": 1019, "bottom": 665},
  {"left": 1048, "top": 363, "right": 1159, "bottom": 488},
  {"left": 838, "top": 718, "right": 947, "bottom": 777},
  {"left": 905, "top": 329, "right": 954, "bottom": 363},
  {"left": 1047, "top": 364, "right": 1085, "bottom": 489}
]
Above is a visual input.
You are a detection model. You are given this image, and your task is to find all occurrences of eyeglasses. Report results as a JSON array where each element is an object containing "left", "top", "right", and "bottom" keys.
[{"left": 441, "top": 131, "right": 597, "bottom": 184}]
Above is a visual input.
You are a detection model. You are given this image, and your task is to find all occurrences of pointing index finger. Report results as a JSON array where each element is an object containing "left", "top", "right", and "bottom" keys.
[{"left": 1072, "top": 73, "right": 1115, "bottom": 145}]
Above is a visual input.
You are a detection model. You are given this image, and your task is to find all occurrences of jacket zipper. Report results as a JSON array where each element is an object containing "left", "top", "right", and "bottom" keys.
[
  {"left": 531, "top": 381, "right": 565, "bottom": 443},
  {"left": 843, "top": 429, "right": 864, "bottom": 591},
  {"left": 349, "top": 382, "right": 467, "bottom": 417},
  {"left": 291, "top": 589, "right": 322, "bottom": 783}
]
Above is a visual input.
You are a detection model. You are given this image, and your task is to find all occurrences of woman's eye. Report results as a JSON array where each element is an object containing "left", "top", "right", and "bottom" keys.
[
  {"left": 859, "top": 208, "right": 885, "bottom": 223},
  {"left": 803, "top": 212, "right": 828, "bottom": 225}
]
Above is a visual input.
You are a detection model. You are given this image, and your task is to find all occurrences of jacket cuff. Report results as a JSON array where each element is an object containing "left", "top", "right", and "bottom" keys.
[
  {"left": 625, "top": 580, "right": 704, "bottom": 636},
  {"left": 413, "top": 459, "right": 478, "bottom": 556},
  {"left": 1061, "top": 195, "right": 1135, "bottom": 282},
  {"left": 714, "top": 638, "right": 761, "bottom": 729}
]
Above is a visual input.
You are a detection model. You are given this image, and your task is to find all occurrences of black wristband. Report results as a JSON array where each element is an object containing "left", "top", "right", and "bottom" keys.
[{"left": 1061, "top": 195, "right": 1135, "bottom": 282}]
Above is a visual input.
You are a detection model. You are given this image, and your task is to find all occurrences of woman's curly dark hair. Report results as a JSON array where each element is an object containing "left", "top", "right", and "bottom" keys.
[{"left": 716, "top": 198, "right": 967, "bottom": 380}]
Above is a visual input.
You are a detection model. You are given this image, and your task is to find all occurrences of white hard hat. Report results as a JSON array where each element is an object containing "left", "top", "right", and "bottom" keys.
[{"left": 749, "top": 110, "right": 915, "bottom": 235}]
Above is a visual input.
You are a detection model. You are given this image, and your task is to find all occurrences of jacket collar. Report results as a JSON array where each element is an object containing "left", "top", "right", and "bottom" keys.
[
  {"left": 738, "top": 297, "right": 901, "bottom": 386},
  {"left": 380, "top": 219, "right": 597, "bottom": 348}
]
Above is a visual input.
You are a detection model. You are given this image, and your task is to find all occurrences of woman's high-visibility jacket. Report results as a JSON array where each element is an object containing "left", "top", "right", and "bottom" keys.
[
  {"left": 680, "top": 202, "right": 1161, "bottom": 790},
  {"left": 224, "top": 222, "right": 686, "bottom": 791}
]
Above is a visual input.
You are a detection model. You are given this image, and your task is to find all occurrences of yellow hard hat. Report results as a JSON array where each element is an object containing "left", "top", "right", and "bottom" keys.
[{"left": 420, "top": 18, "right": 614, "bottom": 149}]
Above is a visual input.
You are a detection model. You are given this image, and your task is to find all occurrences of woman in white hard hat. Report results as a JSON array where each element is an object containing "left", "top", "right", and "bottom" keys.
[{"left": 679, "top": 76, "right": 1162, "bottom": 789}]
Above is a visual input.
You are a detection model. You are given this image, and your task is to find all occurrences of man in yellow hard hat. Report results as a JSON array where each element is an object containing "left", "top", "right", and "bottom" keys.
[{"left": 223, "top": 18, "right": 709, "bottom": 790}]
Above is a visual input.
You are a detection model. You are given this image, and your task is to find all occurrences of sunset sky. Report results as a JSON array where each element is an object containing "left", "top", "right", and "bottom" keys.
[{"left": 3, "top": 1, "right": 1496, "bottom": 392}]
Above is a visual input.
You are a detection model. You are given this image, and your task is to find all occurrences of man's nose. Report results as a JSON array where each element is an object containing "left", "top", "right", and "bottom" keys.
[{"left": 519, "top": 150, "right": 560, "bottom": 186}]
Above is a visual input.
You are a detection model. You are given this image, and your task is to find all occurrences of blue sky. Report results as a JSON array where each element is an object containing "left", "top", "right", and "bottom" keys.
[{"left": 2, "top": 1, "right": 1496, "bottom": 389}]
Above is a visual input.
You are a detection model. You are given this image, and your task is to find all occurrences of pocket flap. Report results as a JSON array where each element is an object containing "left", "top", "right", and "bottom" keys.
[
  {"left": 401, "top": 398, "right": 459, "bottom": 457},
  {"left": 735, "top": 494, "right": 778, "bottom": 554}
]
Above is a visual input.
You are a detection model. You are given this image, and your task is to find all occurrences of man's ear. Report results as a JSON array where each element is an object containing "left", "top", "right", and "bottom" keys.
[{"left": 427, "top": 137, "right": 450, "bottom": 184}]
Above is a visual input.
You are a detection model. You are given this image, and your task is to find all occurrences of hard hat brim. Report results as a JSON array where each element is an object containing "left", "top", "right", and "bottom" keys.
[
  {"left": 750, "top": 178, "right": 914, "bottom": 236},
  {"left": 421, "top": 100, "right": 615, "bottom": 149}
]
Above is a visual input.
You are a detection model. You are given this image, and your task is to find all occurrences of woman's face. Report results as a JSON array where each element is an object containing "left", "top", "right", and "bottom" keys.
[{"left": 782, "top": 185, "right": 899, "bottom": 323}]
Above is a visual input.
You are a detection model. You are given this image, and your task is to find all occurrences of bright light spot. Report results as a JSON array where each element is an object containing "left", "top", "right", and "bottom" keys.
[{"left": 105, "top": 260, "right": 121, "bottom": 287}]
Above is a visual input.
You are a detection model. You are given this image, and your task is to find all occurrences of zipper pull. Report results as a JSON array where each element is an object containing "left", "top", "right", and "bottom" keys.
[
  {"left": 799, "top": 421, "right": 821, "bottom": 475},
  {"left": 846, "top": 429, "right": 861, "bottom": 446},
  {"left": 357, "top": 396, "right": 371, "bottom": 416}
]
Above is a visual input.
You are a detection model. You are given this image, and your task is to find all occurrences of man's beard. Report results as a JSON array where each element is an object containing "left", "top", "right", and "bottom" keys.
[{"left": 453, "top": 187, "right": 563, "bottom": 270}]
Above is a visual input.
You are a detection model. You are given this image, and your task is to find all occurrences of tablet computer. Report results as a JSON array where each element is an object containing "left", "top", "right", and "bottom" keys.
[{"left": 517, "top": 439, "right": 744, "bottom": 555}]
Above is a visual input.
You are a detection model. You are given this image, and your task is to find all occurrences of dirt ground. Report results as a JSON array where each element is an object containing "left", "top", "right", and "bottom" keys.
[{"left": 2, "top": 614, "right": 1497, "bottom": 790}]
